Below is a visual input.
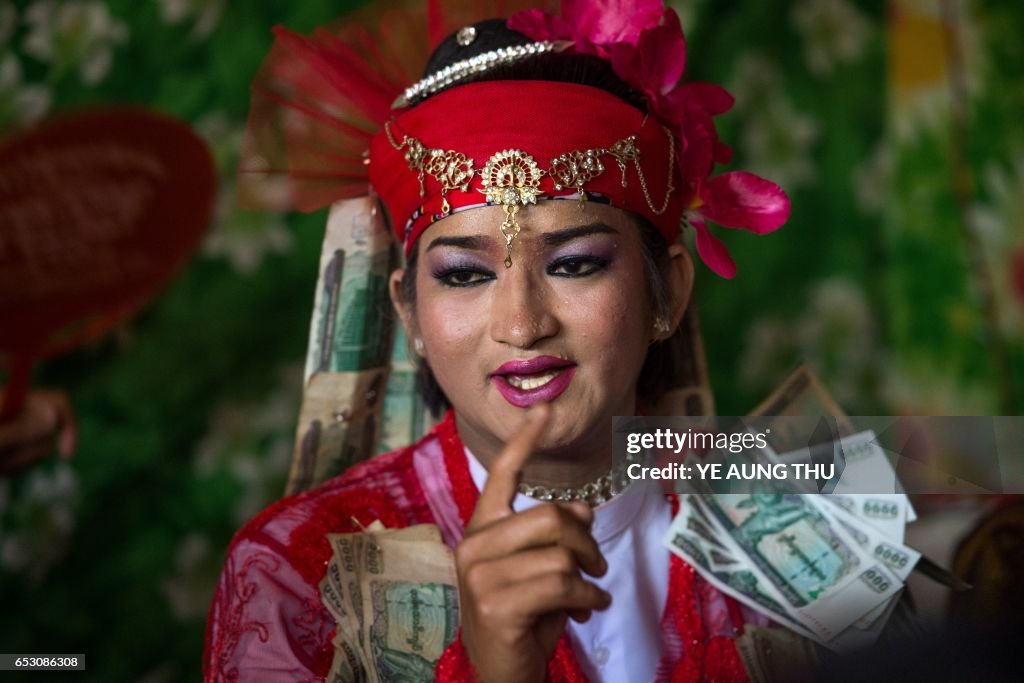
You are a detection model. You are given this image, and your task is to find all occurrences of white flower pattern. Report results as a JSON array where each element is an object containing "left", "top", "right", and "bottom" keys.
[
  {"left": 22, "top": 0, "right": 128, "bottom": 85},
  {"left": 0, "top": 464, "right": 79, "bottom": 583},
  {"left": 791, "top": 0, "right": 873, "bottom": 77}
]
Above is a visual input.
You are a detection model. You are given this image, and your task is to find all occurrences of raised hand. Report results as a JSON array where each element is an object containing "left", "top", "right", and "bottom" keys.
[{"left": 456, "top": 404, "right": 610, "bottom": 683}]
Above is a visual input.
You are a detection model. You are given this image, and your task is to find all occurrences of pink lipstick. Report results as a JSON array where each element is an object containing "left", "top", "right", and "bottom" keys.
[{"left": 490, "top": 356, "right": 577, "bottom": 408}]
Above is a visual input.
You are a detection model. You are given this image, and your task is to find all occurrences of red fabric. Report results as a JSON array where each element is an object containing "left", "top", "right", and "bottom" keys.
[
  {"left": 205, "top": 414, "right": 750, "bottom": 682},
  {"left": 203, "top": 445, "right": 434, "bottom": 682},
  {"left": 369, "top": 81, "right": 685, "bottom": 254}
]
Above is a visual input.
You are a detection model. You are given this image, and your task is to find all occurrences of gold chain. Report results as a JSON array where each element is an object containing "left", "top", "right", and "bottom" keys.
[
  {"left": 383, "top": 121, "right": 676, "bottom": 221},
  {"left": 632, "top": 126, "right": 675, "bottom": 216}
]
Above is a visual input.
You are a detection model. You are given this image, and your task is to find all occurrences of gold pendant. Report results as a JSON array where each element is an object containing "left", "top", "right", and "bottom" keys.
[{"left": 480, "top": 149, "right": 543, "bottom": 267}]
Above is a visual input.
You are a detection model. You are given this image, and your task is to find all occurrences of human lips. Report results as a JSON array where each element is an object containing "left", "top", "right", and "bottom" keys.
[{"left": 490, "top": 356, "right": 577, "bottom": 408}]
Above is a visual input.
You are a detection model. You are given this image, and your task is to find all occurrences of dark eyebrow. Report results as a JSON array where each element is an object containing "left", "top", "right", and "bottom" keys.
[
  {"left": 542, "top": 222, "right": 618, "bottom": 247},
  {"left": 425, "top": 235, "right": 493, "bottom": 252}
]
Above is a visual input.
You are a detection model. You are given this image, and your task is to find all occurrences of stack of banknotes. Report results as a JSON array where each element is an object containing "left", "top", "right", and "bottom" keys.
[
  {"left": 320, "top": 523, "right": 461, "bottom": 683},
  {"left": 664, "top": 430, "right": 921, "bottom": 652}
]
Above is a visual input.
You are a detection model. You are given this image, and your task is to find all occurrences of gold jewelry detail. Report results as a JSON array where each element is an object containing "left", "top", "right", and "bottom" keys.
[
  {"left": 424, "top": 150, "right": 474, "bottom": 215},
  {"left": 549, "top": 149, "right": 604, "bottom": 203},
  {"left": 634, "top": 127, "right": 675, "bottom": 216},
  {"left": 383, "top": 122, "right": 676, "bottom": 256},
  {"left": 480, "top": 149, "right": 544, "bottom": 267},
  {"left": 385, "top": 122, "right": 475, "bottom": 214},
  {"left": 549, "top": 136, "right": 640, "bottom": 204}
]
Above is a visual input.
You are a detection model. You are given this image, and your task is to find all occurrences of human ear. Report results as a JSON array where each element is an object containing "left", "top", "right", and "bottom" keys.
[
  {"left": 661, "top": 244, "right": 694, "bottom": 340},
  {"left": 388, "top": 268, "right": 424, "bottom": 357}
]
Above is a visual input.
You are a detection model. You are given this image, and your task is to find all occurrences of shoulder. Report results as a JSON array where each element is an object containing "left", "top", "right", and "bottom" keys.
[{"left": 235, "top": 437, "right": 438, "bottom": 583}]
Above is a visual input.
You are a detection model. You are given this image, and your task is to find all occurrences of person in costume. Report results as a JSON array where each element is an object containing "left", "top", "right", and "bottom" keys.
[{"left": 205, "top": 2, "right": 790, "bottom": 681}]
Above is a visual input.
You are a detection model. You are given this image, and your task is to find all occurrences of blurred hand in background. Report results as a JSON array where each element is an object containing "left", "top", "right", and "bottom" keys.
[{"left": 0, "top": 388, "right": 77, "bottom": 477}]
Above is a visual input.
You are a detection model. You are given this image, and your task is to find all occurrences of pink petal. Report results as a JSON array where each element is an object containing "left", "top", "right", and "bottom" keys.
[
  {"left": 699, "top": 172, "right": 791, "bottom": 234},
  {"left": 563, "top": 0, "right": 664, "bottom": 46},
  {"left": 507, "top": 9, "right": 573, "bottom": 42},
  {"left": 676, "top": 115, "right": 715, "bottom": 186},
  {"left": 660, "top": 83, "right": 732, "bottom": 164},
  {"left": 608, "top": 8, "right": 686, "bottom": 97},
  {"left": 691, "top": 217, "right": 737, "bottom": 279},
  {"left": 673, "top": 82, "right": 734, "bottom": 115}
]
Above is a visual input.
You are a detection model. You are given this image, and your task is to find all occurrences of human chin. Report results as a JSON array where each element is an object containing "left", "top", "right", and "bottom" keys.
[{"left": 501, "top": 370, "right": 624, "bottom": 447}]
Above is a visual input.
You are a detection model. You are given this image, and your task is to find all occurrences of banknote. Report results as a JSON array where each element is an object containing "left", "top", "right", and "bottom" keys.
[
  {"left": 321, "top": 523, "right": 460, "bottom": 683},
  {"left": 665, "top": 496, "right": 817, "bottom": 639},
  {"left": 818, "top": 497, "right": 920, "bottom": 581},
  {"left": 704, "top": 493, "right": 863, "bottom": 605},
  {"left": 707, "top": 492, "right": 903, "bottom": 640},
  {"left": 325, "top": 638, "right": 368, "bottom": 683},
  {"left": 661, "top": 367, "right": 926, "bottom": 653},
  {"left": 337, "top": 534, "right": 368, "bottom": 638},
  {"left": 827, "top": 493, "right": 908, "bottom": 542},
  {"left": 288, "top": 370, "right": 389, "bottom": 494},
  {"left": 359, "top": 526, "right": 459, "bottom": 683},
  {"left": 305, "top": 197, "right": 396, "bottom": 380},
  {"left": 290, "top": 197, "right": 398, "bottom": 494},
  {"left": 366, "top": 580, "right": 459, "bottom": 682},
  {"left": 827, "top": 432, "right": 917, "bottom": 521},
  {"left": 691, "top": 492, "right": 905, "bottom": 654}
]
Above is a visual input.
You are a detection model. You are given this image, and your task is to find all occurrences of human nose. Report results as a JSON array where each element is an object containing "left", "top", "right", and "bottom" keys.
[{"left": 488, "top": 268, "right": 559, "bottom": 349}]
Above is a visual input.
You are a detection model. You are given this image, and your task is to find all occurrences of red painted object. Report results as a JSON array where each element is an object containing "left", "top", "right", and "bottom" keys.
[{"left": 0, "top": 107, "right": 217, "bottom": 417}]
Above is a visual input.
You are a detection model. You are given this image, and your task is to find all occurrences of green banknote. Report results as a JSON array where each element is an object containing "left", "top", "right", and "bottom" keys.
[
  {"left": 704, "top": 493, "right": 860, "bottom": 607},
  {"left": 703, "top": 492, "right": 901, "bottom": 641},
  {"left": 367, "top": 580, "right": 459, "bottom": 682},
  {"left": 665, "top": 496, "right": 816, "bottom": 638}
]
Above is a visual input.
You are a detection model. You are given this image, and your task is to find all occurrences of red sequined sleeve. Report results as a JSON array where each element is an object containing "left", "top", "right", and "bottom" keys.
[{"left": 434, "top": 631, "right": 479, "bottom": 682}]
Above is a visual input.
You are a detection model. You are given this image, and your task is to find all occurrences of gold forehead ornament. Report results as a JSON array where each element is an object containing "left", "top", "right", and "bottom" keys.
[
  {"left": 384, "top": 121, "right": 674, "bottom": 266},
  {"left": 480, "top": 150, "right": 543, "bottom": 267}
]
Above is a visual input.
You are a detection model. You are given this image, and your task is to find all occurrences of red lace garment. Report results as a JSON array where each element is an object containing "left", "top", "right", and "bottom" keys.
[{"left": 203, "top": 412, "right": 750, "bottom": 682}]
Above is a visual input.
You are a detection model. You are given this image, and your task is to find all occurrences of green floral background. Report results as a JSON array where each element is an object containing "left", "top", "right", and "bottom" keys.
[{"left": 0, "top": 0, "right": 1021, "bottom": 680}]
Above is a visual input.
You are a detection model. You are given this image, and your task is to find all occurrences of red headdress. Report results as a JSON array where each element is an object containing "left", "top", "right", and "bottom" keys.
[{"left": 240, "top": 0, "right": 790, "bottom": 278}]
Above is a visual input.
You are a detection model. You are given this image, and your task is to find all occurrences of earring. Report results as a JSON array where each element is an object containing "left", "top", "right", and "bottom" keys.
[
  {"left": 413, "top": 338, "right": 425, "bottom": 354},
  {"left": 652, "top": 317, "right": 671, "bottom": 337}
]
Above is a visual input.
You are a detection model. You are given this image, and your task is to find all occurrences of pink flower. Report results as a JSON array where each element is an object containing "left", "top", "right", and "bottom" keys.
[
  {"left": 605, "top": 8, "right": 685, "bottom": 98},
  {"left": 687, "top": 172, "right": 791, "bottom": 279},
  {"left": 509, "top": 0, "right": 664, "bottom": 54},
  {"left": 662, "top": 81, "right": 735, "bottom": 168},
  {"left": 510, "top": 0, "right": 792, "bottom": 278}
]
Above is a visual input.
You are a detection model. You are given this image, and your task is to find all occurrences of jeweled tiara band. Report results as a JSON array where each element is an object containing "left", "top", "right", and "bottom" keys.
[{"left": 394, "top": 41, "right": 559, "bottom": 109}]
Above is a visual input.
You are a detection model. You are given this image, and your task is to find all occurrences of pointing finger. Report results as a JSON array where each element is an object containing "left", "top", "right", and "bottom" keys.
[{"left": 470, "top": 403, "right": 551, "bottom": 529}]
